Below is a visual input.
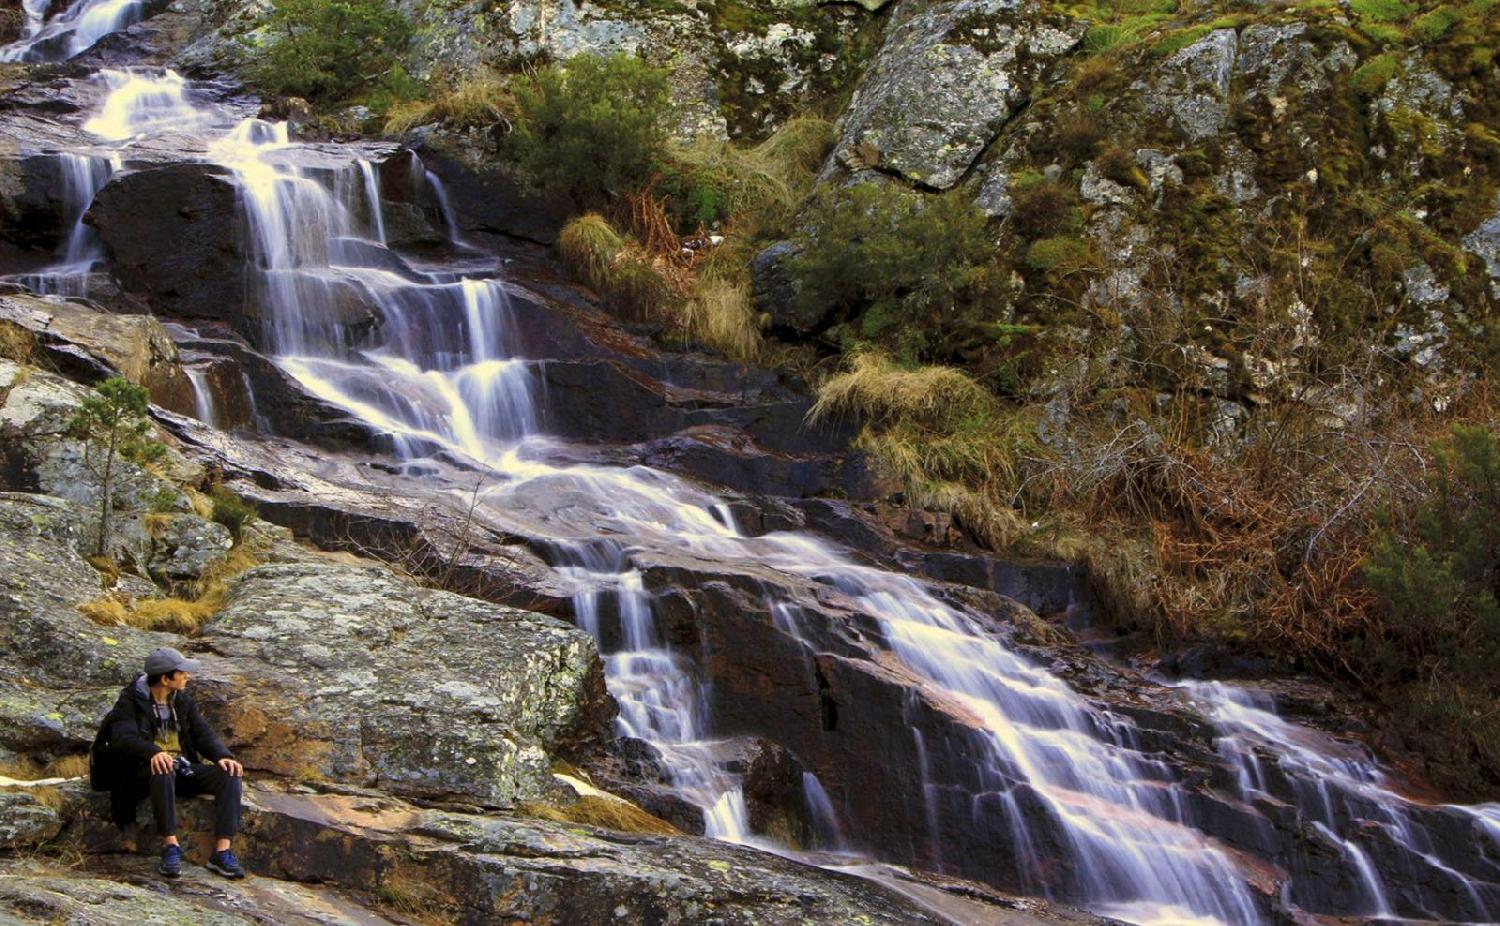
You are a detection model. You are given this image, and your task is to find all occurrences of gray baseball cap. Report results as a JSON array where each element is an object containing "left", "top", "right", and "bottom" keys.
[{"left": 144, "top": 647, "right": 201, "bottom": 675}]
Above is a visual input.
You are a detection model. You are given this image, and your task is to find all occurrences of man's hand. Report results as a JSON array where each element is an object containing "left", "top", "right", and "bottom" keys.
[
  {"left": 217, "top": 758, "right": 243, "bottom": 777},
  {"left": 149, "top": 751, "right": 173, "bottom": 776}
]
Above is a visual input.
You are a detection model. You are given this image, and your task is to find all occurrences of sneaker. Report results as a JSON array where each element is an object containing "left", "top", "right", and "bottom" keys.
[
  {"left": 158, "top": 844, "right": 183, "bottom": 879},
  {"left": 206, "top": 848, "right": 245, "bottom": 880}
]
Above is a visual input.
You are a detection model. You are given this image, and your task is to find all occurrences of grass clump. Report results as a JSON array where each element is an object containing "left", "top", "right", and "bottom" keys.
[
  {"left": 77, "top": 541, "right": 261, "bottom": 634},
  {"left": 557, "top": 213, "right": 680, "bottom": 318},
  {"left": 682, "top": 278, "right": 764, "bottom": 361},
  {"left": 1352, "top": 52, "right": 1402, "bottom": 95},
  {"left": 1411, "top": 5, "right": 1461, "bottom": 39},
  {"left": 250, "top": 0, "right": 412, "bottom": 102},
  {"left": 664, "top": 116, "right": 834, "bottom": 236},
  {"left": 0, "top": 321, "right": 37, "bottom": 365},
  {"left": 383, "top": 71, "right": 516, "bottom": 135},
  {"left": 504, "top": 53, "right": 670, "bottom": 209},
  {"left": 1352, "top": 0, "right": 1417, "bottom": 22}
]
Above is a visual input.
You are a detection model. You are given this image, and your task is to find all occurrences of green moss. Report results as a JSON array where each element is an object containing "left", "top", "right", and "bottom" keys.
[
  {"left": 1351, "top": 0, "right": 1416, "bottom": 21},
  {"left": 1411, "top": 6, "right": 1461, "bottom": 39},
  {"left": 1024, "top": 236, "right": 1092, "bottom": 272},
  {"left": 1351, "top": 52, "right": 1401, "bottom": 95},
  {"left": 1151, "top": 24, "right": 1213, "bottom": 56},
  {"left": 1357, "top": 20, "right": 1407, "bottom": 43}
]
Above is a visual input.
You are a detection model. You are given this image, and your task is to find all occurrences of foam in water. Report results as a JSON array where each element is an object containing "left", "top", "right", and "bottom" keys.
[{"left": 72, "top": 65, "right": 1500, "bottom": 926}]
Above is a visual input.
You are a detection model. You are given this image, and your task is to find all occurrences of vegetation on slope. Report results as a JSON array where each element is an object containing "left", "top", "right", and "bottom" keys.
[{"left": 236, "top": 0, "right": 1500, "bottom": 794}]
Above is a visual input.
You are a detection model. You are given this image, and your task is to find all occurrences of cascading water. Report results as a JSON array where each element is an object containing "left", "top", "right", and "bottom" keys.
[
  {"left": 1, "top": 0, "right": 147, "bottom": 62},
  {"left": 9, "top": 152, "right": 115, "bottom": 297},
  {"left": 1185, "top": 681, "right": 1500, "bottom": 922},
  {"left": 37, "top": 44, "right": 1500, "bottom": 925}
]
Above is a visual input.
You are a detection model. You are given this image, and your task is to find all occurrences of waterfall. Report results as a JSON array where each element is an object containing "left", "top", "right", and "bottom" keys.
[
  {"left": 9, "top": 152, "right": 115, "bottom": 297},
  {"left": 1, "top": 0, "right": 148, "bottom": 62},
  {"left": 59, "top": 62, "right": 1500, "bottom": 926},
  {"left": 182, "top": 366, "right": 219, "bottom": 427}
]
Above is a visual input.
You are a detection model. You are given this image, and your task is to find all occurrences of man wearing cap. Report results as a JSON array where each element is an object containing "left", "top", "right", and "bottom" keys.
[{"left": 93, "top": 646, "right": 246, "bottom": 879}]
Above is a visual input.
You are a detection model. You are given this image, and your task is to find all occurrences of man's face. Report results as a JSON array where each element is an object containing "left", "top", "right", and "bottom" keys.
[{"left": 165, "top": 670, "right": 190, "bottom": 692}]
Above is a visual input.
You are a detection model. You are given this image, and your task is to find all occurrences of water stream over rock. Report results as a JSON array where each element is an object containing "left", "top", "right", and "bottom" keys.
[{"left": 5, "top": 12, "right": 1500, "bottom": 925}]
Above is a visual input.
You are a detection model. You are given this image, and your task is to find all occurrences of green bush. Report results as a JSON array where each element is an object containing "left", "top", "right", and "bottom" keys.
[
  {"left": 504, "top": 53, "right": 670, "bottom": 209},
  {"left": 251, "top": 0, "right": 413, "bottom": 101},
  {"left": 209, "top": 485, "right": 258, "bottom": 542},
  {"left": 1363, "top": 424, "right": 1500, "bottom": 789},
  {"left": 790, "top": 183, "right": 993, "bottom": 351}
]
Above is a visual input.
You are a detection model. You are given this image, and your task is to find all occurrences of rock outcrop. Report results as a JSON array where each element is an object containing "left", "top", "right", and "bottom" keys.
[{"left": 199, "top": 562, "right": 611, "bottom": 807}]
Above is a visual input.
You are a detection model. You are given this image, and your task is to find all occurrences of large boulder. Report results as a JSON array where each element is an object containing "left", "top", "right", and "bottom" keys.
[
  {"left": 830, "top": 0, "right": 1082, "bottom": 189},
  {"left": 0, "top": 360, "right": 184, "bottom": 560},
  {"left": 197, "top": 562, "right": 612, "bottom": 807},
  {"left": 85, "top": 162, "right": 249, "bottom": 326},
  {"left": 0, "top": 292, "right": 197, "bottom": 416},
  {"left": 0, "top": 492, "right": 163, "bottom": 757}
]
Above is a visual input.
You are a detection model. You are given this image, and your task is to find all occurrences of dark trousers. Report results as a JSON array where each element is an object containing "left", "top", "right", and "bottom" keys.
[{"left": 145, "top": 763, "right": 241, "bottom": 840}]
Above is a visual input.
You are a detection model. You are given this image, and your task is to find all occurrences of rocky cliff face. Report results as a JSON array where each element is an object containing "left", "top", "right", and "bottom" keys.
[{"left": 3, "top": 2, "right": 1500, "bottom": 923}]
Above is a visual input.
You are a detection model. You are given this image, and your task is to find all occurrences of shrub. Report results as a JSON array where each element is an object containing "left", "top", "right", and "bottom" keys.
[
  {"left": 70, "top": 377, "right": 165, "bottom": 557},
  {"left": 251, "top": 0, "right": 413, "bottom": 101},
  {"left": 504, "top": 53, "right": 670, "bottom": 208},
  {"left": 1010, "top": 180, "right": 1079, "bottom": 239},
  {"left": 149, "top": 487, "right": 180, "bottom": 514},
  {"left": 1363, "top": 424, "right": 1500, "bottom": 787},
  {"left": 209, "top": 484, "right": 257, "bottom": 541},
  {"left": 790, "top": 183, "right": 993, "bottom": 347}
]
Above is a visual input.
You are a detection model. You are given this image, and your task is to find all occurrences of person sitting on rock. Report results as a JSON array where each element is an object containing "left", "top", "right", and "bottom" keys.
[{"left": 92, "top": 646, "right": 246, "bottom": 880}]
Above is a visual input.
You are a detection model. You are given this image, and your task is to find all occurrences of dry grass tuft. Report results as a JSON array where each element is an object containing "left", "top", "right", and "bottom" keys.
[
  {"left": 0, "top": 320, "right": 37, "bottom": 366},
  {"left": 670, "top": 116, "right": 833, "bottom": 237},
  {"left": 383, "top": 71, "right": 515, "bottom": 135},
  {"left": 808, "top": 351, "right": 994, "bottom": 428},
  {"left": 521, "top": 795, "right": 679, "bottom": 836},
  {"left": 76, "top": 542, "right": 261, "bottom": 634},
  {"left": 682, "top": 277, "right": 763, "bottom": 362},
  {"left": 558, "top": 213, "right": 684, "bottom": 319}
]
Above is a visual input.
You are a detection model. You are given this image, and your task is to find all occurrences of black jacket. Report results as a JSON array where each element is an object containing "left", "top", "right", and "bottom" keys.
[{"left": 91, "top": 674, "right": 234, "bottom": 825}]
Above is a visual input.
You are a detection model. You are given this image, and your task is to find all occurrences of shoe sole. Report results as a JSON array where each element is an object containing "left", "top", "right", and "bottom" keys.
[
  {"left": 159, "top": 867, "right": 181, "bottom": 879},
  {"left": 206, "top": 861, "right": 245, "bottom": 880}
]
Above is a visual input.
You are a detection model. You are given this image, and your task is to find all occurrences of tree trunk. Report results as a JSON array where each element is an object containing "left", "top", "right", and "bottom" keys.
[{"left": 95, "top": 418, "right": 118, "bottom": 558}]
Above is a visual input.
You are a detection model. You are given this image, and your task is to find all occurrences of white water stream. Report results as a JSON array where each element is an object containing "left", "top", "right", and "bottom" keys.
[{"left": 8, "top": 20, "right": 1500, "bottom": 920}]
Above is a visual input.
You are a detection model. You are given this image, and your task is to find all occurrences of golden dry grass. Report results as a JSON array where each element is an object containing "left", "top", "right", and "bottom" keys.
[
  {"left": 0, "top": 320, "right": 37, "bottom": 365},
  {"left": 670, "top": 116, "right": 833, "bottom": 237},
  {"left": 76, "top": 542, "right": 261, "bottom": 634},
  {"left": 383, "top": 71, "right": 515, "bottom": 135},
  {"left": 521, "top": 795, "right": 679, "bottom": 836},
  {"left": 682, "top": 277, "right": 763, "bottom": 362},
  {"left": 808, "top": 351, "right": 994, "bottom": 428}
]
